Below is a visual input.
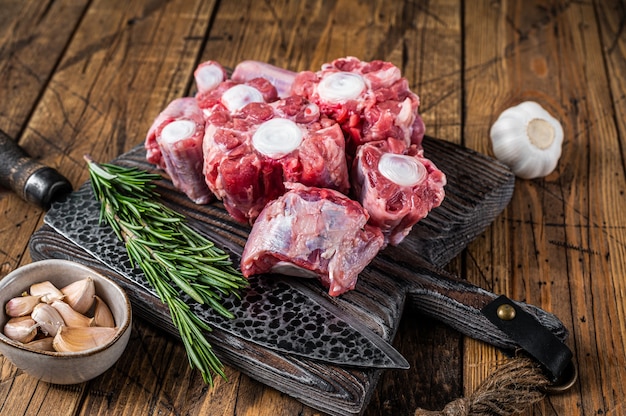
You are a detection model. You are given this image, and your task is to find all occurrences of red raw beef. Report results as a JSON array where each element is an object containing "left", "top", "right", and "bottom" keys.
[
  {"left": 290, "top": 56, "right": 425, "bottom": 156},
  {"left": 240, "top": 183, "right": 385, "bottom": 296},
  {"left": 196, "top": 78, "right": 278, "bottom": 117},
  {"left": 203, "top": 96, "right": 350, "bottom": 223},
  {"left": 144, "top": 97, "right": 213, "bottom": 204},
  {"left": 232, "top": 60, "right": 297, "bottom": 99},
  {"left": 352, "top": 140, "right": 446, "bottom": 246}
]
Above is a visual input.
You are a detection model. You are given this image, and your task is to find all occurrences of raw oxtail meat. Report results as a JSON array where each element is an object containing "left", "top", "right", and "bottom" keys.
[
  {"left": 290, "top": 56, "right": 426, "bottom": 156},
  {"left": 196, "top": 76, "right": 278, "bottom": 117},
  {"left": 203, "top": 96, "right": 350, "bottom": 223},
  {"left": 240, "top": 183, "right": 385, "bottom": 296},
  {"left": 352, "top": 140, "right": 446, "bottom": 246},
  {"left": 144, "top": 97, "right": 213, "bottom": 204},
  {"left": 232, "top": 60, "right": 298, "bottom": 99}
]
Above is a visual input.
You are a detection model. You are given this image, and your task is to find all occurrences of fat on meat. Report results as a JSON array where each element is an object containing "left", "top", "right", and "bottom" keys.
[
  {"left": 203, "top": 96, "right": 350, "bottom": 223},
  {"left": 352, "top": 140, "right": 446, "bottom": 246},
  {"left": 290, "top": 56, "right": 426, "bottom": 155},
  {"left": 240, "top": 183, "right": 385, "bottom": 296},
  {"left": 144, "top": 97, "right": 213, "bottom": 204}
]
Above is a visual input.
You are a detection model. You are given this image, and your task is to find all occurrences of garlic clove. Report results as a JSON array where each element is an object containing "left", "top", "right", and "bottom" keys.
[
  {"left": 51, "top": 300, "right": 95, "bottom": 327},
  {"left": 31, "top": 303, "right": 65, "bottom": 337},
  {"left": 25, "top": 337, "right": 55, "bottom": 352},
  {"left": 52, "top": 325, "right": 118, "bottom": 352},
  {"left": 29, "top": 281, "right": 65, "bottom": 303},
  {"left": 490, "top": 101, "right": 564, "bottom": 179},
  {"left": 3, "top": 316, "right": 39, "bottom": 343},
  {"left": 93, "top": 296, "right": 115, "bottom": 328},
  {"left": 5, "top": 295, "right": 42, "bottom": 317},
  {"left": 61, "top": 277, "right": 96, "bottom": 314}
]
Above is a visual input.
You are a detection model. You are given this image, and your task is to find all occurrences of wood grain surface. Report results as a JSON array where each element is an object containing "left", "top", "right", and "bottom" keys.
[{"left": 1, "top": 1, "right": 625, "bottom": 415}]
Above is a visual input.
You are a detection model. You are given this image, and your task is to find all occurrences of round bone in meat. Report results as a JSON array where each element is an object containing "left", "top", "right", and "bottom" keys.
[
  {"left": 194, "top": 61, "right": 227, "bottom": 94},
  {"left": 252, "top": 118, "right": 304, "bottom": 158},
  {"left": 378, "top": 153, "right": 427, "bottom": 187},
  {"left": 221, "top": 84, "right": 265, "bottom": 112},
  {"left": 317, "top": 72, "right": 366, "bottom": 103},
  {"left": 160, "top": 120, "right": 196, "bottom": 143}
]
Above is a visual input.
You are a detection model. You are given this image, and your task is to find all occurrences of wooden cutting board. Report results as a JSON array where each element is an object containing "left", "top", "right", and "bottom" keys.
[{"left": 29, "top": 135, "right": 515, "bottom": 416}]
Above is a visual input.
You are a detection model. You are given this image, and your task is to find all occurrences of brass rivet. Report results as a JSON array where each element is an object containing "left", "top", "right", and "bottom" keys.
[{"left": 497, "top": 304, "right": 516, "bottom": 320}]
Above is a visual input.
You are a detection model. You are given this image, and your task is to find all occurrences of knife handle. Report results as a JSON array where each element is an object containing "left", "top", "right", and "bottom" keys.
[
  {"left": 0, "top": 130, "right": 72, "bottom": 209},
  {"left": 374, "top": 254, "right": 569, "bottom": 349}
]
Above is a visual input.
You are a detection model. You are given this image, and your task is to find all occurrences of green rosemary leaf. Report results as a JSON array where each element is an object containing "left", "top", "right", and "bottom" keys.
[{"left": 86, "top": 156, "right": 248, "bottom": 386}]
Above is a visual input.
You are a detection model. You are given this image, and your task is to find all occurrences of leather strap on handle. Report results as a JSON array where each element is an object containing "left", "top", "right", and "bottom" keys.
[{"left": 481, "top": 295, "right": 574, "bottom": 384}]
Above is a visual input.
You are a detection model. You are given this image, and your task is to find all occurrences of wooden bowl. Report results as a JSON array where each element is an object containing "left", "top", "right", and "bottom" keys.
[{"left": 0, "top": 259, "right": 132, "bottom": 384}]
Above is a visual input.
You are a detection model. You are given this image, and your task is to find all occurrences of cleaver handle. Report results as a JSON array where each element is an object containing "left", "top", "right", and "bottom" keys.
[
  {"left": 0, "top": 129, "right": 72, "bottom": 209},
  {"left": 374, "top": 254, "right": 569, "bottom": 350}
]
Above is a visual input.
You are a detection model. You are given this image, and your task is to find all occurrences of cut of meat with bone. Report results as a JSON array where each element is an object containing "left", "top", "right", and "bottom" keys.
[
  {"left": 196, "top": 78, "right": 278, "bottom": 117},
  {"left": 232, "top": 60, "right": 298, "bottom": 99},
  {"left": 203, "top": 97, "right": 350, "bottom": 223},
  {"left": 145, "top": 97, "right": 213, "bottom": 204},
  {"left": 352, "top": 140, "right": 446, "bottom": 246},
  {"left": 291, "top": 56, "right": 425, "bottom": 155},
  {"left": 240, "top": 183, "right": 385, "bottom": 296}
]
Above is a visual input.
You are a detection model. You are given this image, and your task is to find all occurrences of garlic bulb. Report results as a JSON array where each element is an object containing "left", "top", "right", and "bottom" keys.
[{"left": 490, "top": 101, "right": 564, "bottom": 179}]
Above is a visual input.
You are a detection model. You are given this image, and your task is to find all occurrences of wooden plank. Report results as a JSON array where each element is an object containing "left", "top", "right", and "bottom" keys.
[
  {"left": 0, "top": 0, "right": 89, "bottom": 137},
  {"left": 463, "top": 1, "right": 626, "bottom": 415},
  {"left": 0, "top": 0, "right": 89, "bottom": 297},
  {"left": 0, "top": 1, "right": 219, "bottom": 416}
]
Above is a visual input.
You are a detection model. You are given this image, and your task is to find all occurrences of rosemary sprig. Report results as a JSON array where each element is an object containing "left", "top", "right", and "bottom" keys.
[{"left": 85, "top": 155, "right": 248, "bottom": 386}]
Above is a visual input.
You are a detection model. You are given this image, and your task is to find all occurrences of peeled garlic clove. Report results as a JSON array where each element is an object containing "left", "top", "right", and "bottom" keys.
[
  {"left": 52, "top": 325, "right": 118, "bottom": 352},
  {"left": 3, "top": 316, "right": 38, "bottom": 343},
  {"left": 5, "top": 295, "right": 42, "bottom": 317},
  {"left": 490, "top": 101, "right": 564, "bottom": 179},
  {"left": 25, "top": 337, "right": 55, "bottom": 352},
  {"left": 31, "top": 303, "right": 65, "bottom": 337},
  {"left": 93, "top": 296, "right": 115, "bottom": 327},
  {"left": 51, "top": 300, "right": 94, "bottom": 327},
  {"left": 61, "top": 277, "right": 95, "bottom": 314},
  {"left": 30, "top": 281, "right": 64, "bottom": 303}
]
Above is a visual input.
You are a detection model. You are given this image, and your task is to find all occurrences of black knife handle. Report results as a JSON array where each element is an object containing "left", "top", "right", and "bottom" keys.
[
  {"left": 0, "top": 130, "right": 72, "bottom": 209},
  {"left": 373, "top": 254, "right": 569, "bottom": 348}
]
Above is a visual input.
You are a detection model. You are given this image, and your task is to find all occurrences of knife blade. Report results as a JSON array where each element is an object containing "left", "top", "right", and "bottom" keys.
[
  {"left": 43, "top": 177, "right": 571, "bottom": 371},
  {"left": 0, "top": 129, "right": 73, "bottom": 209},
  {"left": 43, "top": 181, "right": 410, "bottom": 369}
]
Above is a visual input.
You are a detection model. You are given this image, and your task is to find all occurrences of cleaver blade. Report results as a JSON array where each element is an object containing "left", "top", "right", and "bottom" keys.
[{"left": 43, "top": 182, "right": 408, "bottom": 370}]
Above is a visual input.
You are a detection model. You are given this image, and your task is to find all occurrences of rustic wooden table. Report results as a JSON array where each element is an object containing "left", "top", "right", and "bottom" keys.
[{"left": 1, "top": 1, "right": 624, "bottom": 415}]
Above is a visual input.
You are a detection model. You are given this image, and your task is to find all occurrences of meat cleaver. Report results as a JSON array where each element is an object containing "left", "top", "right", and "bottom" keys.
[{"left": 25, "top": 136, "right": 573, "bottom": 415}]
